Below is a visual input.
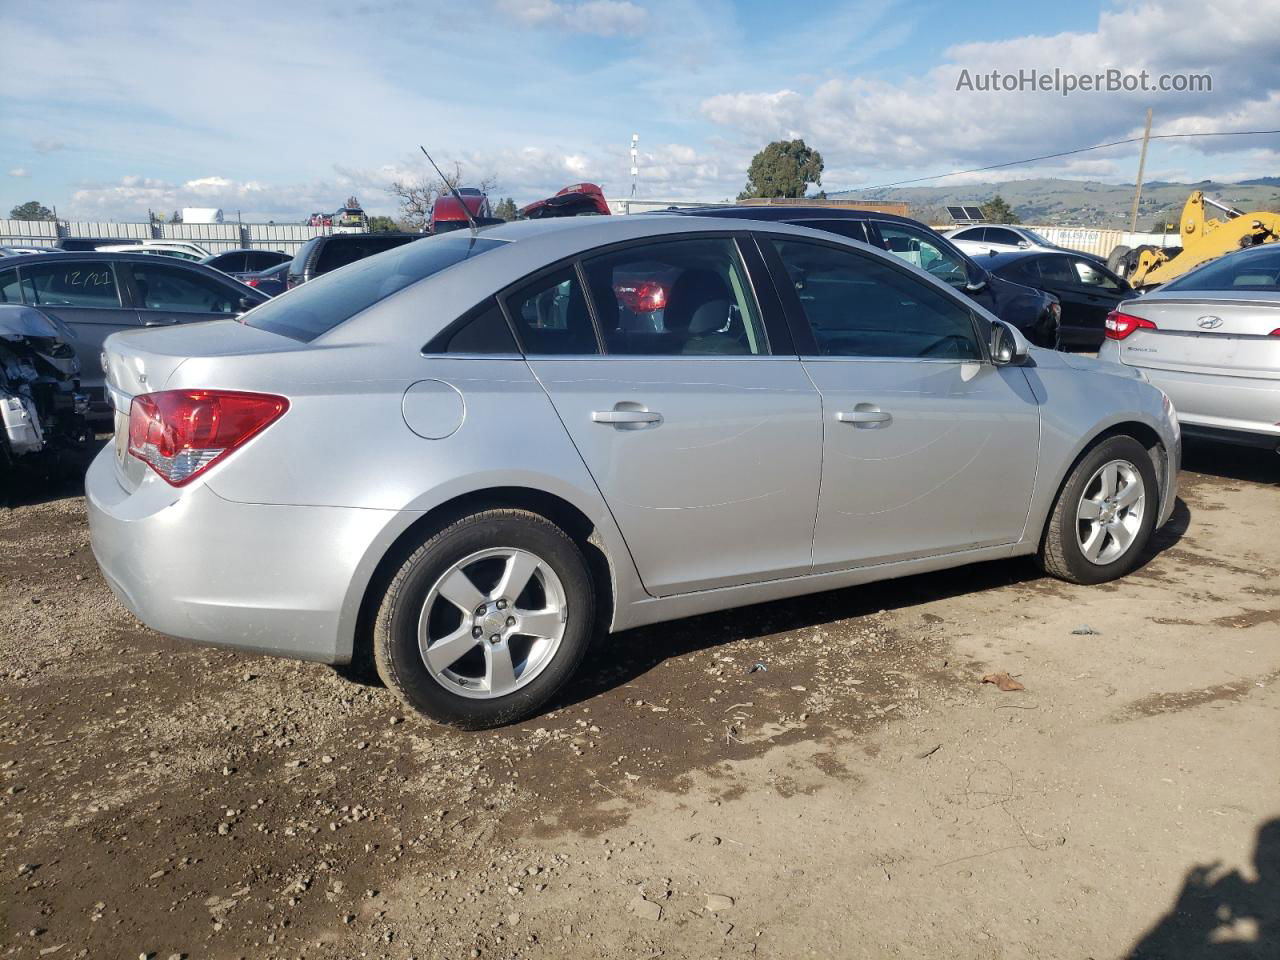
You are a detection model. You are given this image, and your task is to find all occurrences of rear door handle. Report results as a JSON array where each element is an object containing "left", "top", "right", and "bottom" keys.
[
  {"left": 592, "top": 405, "right": 663, "bottom": 428},
  {"left": 836, "top": 408, "right": 892, "bottom": 426},
  {"left": 143, "top": 317, "right": 179, "bottom": 326}
]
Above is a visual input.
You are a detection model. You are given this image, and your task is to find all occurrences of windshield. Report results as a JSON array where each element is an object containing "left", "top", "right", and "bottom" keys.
[
  {"left": 1161, "top": 246, "right": 1280, "bottom": 293},
  {"left": 1022, "top": 229, "right": 1052, "bottom": 246},
  {"left": 244, "top": 234, "right": 505, "bottom": 341}
]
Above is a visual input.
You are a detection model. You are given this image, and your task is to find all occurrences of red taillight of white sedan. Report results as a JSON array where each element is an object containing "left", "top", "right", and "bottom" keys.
[
  {"left": 128, "top": 390, "right": 289, "bottom": 486},
  {"left": 1104, "top": 310, "right": 1158, "bottom": 340}
]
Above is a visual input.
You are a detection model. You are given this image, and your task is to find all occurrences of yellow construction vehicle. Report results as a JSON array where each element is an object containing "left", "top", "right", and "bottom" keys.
[{"left": 1115, "top": 191, "right": 1279, "bottom": 289}]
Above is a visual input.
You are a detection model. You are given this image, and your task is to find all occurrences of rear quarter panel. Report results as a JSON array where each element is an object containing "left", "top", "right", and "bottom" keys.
[{"left": 161, "top": 344, "right": 645, "bottom": 639}]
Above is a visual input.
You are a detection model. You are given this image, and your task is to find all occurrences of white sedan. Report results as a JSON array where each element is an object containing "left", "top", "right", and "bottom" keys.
[{"left": 946, "top": 224, "right": 1077, "bottom": 257}]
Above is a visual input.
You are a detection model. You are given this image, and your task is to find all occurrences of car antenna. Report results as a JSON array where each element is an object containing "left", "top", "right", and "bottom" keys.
[{"left": 420, "top": 146, "right": 479, "bottom": 235}]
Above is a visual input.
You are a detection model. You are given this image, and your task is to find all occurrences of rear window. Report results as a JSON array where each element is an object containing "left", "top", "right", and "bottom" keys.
[
  {"left": 1162, "top": 246, "right": 1280, "bottom": 292},
  {"left": 245, "top": 234, "right": 505, "bottom": 341}
]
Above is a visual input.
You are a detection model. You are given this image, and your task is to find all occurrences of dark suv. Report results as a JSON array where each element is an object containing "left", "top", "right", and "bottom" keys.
[
  {"left": 663, "top": 207, "right": 1061, "bottom": 347},
  {"left": 0, "top": 252, "right": 268, "bottom": 417},
  {"left": 286, "top": 233, "right": 422, "bottom": 289}
]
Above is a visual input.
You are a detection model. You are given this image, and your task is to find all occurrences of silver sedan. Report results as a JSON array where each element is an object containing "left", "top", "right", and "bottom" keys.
[
  {"left": 87, "top": 216, "right": 1180, "bottom": 728},
  {"left": 1098, "top": 243, "right": 1280, "bottom": 451}
]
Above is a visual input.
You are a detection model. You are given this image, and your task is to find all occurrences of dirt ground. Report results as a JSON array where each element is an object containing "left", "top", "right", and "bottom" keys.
[{"left": 1, "top": 441, "right": 1277, "bottom": 960}]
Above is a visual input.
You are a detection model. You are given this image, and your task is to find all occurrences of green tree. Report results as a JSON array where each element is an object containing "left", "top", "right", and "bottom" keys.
[
  {"left": 980, "top": 195, "right": 1020, "bottom": 224},
  {"left": 9, "top": 200, "right": 54, "bottom": 221},
  {"left": 738, "top": 140, "right": 824, "bottom": 200},
  {"left": 493, "top": 197, "right": 519, "bottom": 221},
  {"left": 367, "top": 215, "right": 399, "bottom": 232}
]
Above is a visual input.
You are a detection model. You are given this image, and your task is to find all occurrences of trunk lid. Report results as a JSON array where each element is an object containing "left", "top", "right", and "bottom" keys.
[
  {"left": 1112, "top": 294, "right": 1280, "bottom": 379},
  {"left": 104, "top": 320, "right": 307, "bottom": 491}
]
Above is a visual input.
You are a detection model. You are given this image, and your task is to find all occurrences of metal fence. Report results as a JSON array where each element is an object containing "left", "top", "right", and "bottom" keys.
[
  {"left": 1, "top": 216, "right": 1180, "bottom": 260},
  {"left": 0, "top": 219, "right": 336, "bottom": 254}
]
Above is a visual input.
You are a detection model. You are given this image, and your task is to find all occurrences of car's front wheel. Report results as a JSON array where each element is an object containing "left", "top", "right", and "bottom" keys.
[
  {"left": 1039, "top": 435, "right": 1159, "bottom": 585},
  {"left": 372, "top": 509, "right": 595, "bottom": 729}
]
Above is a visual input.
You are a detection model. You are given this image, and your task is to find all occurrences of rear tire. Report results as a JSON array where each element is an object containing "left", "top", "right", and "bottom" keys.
[
  {"left": 372, "top": 509, "right": 594, "bottom": 729},
  {"left": 1039, "top": 435, "right": 1159, "bottom": 585},
  {"left": 1105, "top": 244, "right": 1130, "bottom": 275}
]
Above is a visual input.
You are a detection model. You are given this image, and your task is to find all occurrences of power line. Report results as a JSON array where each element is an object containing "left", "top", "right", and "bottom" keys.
[{"left": 851, "top": 128, "right": 1280, "bottom": 192}]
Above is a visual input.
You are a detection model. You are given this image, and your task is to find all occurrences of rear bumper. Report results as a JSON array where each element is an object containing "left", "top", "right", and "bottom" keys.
[
  {"left": 1099, "top": 349, "right": 1280, "bottom": 443},
  {"left": 85, "top": 446, "right": 395, "bottom": 663}
]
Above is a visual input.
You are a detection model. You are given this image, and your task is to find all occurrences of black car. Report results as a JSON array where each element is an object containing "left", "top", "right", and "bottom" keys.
[
  {"left": 286, "top": 233, "right": 421, "bottom": 288},
  {"left": 0, "top": 252, "right": 268, "bottom": 417},
  {"left": 980, "top": 250, "right": 1133, "bottom": 349},
  {"left": 233, "top": 259, "right": 290, "bottom": 297},
  {"left": 662, "top": 207, "right": 1061, "bottom": 347},
  {"left": 200, "top": 248, "right": 292, "bottom": 275}
]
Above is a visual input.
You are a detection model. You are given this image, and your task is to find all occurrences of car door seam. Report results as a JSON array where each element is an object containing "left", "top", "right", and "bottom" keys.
[{"left": 522, "top": 358, "right": 656, "bottom": 599}]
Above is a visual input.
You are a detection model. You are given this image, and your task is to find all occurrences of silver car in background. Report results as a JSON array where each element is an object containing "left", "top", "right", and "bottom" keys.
[
  {"left": 1098, "top": 244, "right": 1280, "bottom": 451},
  {"left": 87, "top": 216, "right": 1179, "bottom": 729}
]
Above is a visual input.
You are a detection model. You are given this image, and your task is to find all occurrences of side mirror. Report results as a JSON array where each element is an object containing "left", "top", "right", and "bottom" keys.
[
  {"left": 237, "top": 296, "right": 258, "bottom": 314},
  {"left": 965, "top": 268, "right": 988, "bottom": 292},
  {"left": 1017, "top": 240, "right": 1031, "bottom": 249},
  {"left": 990, "top": 320, "right": 1029, "bottom": 365}
]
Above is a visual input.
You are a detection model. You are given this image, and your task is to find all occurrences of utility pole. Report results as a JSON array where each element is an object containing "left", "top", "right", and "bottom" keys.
[
  {"left": 630, "top": 134, "right": 639, "bottom": 199},
  {"left": 1129, "top": 108, "right": 1153, "bottom": 234}
]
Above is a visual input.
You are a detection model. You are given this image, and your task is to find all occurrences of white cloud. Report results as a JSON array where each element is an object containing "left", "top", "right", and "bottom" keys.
[
  {"left": 496, "top": 0, "right": 646, "bottom": 35},
  {"left": 8, "top": 168, "right": 29, "bottom": 178},
  {"left": 700, "top": 0, "right": 1280, "bottom": 189}
]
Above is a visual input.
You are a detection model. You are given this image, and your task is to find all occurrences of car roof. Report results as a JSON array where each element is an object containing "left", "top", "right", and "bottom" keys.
[
  {"left": 660, "top": 205, "right": 929, "bottom": 228},
  {"left": 0, "top": 250, "right": 248, "bottom": 269},
  {"left": 309, "top": 232, "right": 422, "bottom": 242}
]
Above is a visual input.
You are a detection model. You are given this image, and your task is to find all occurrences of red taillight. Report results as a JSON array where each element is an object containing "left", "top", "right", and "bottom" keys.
[
  {"left": 1270, "top": 329, "right": 1280, "bottom": 336},
  {"left": 614, "top": 281, "right": 667, "bottom": 313},
  {"left": 127, "top": 389, "right": 288, "bottom": 486},
  {"left": 1104, "top": 311, "right": 1157, "bottom": 340},
  {"left": 244, "top": 277, "right": 260, "bottom": 288}
]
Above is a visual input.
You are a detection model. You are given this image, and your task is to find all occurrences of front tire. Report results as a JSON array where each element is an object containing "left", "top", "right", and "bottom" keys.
[
  {"left": 372, "top": 509, "right": 594, "bottom": 729},
  {"left": 1039, "top": 435, "right": 1159, "bottom": 585}
]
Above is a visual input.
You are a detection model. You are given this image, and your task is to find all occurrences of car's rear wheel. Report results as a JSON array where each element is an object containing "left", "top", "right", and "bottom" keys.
[
  {"left": 1039, "top": 435, "right": 1159, "bottom": 585},
  {"left": 372, "top": 509, "right": 594, "bottom": 729}
]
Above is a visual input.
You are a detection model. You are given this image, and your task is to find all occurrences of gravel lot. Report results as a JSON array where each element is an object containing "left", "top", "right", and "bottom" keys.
[{"left": 1, "top": 442, "right": 1277, "bottom": 959}]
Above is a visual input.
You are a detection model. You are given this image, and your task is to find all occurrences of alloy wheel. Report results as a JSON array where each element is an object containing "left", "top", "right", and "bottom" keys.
[
  {"left": 418, "top": 547, "right": 567, "bottom": 699},
  {"left": 1075, "top": 459, "right": 1146, "bottom": 565}
]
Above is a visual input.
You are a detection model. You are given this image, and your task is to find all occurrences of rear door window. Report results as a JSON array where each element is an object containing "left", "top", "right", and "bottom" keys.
[
  {"left": 19, "top": 260, "right": 121, "bottom": 307},
  {"left": 985, "top": 227, "right": 1024, "bottom": 246},
  {"left": 130, "top": 263, "right": 239, "bottom": 314},
  {"left": 1033, "top": 256, "right": 1076, "bottom": 284},
  {"left": 245, "top": 251, "right": 284, "bottom": 271},
  {"left": 0, "top": 268, "right": 19, "bottom": 303},
  {"left": 503, "top": 267, "right": 600, "bottom": 355},
  {"left": 580, "top": 237, "right": 769, "bottom": 356}
]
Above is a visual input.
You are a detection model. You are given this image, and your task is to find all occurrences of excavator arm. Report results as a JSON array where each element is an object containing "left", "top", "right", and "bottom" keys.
[{"left": 1130, "top": 190, "right": 1280, "bottom": 288}]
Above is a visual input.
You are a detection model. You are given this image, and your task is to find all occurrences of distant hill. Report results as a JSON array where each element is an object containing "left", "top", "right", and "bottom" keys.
[{"left": 829, "top": 177, "right": 1280, "bottom": 228}]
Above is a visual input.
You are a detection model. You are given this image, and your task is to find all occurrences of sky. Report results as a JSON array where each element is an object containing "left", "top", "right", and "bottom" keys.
[{"left": 1, "top": 0, "right": 1277, "bottom": 222}]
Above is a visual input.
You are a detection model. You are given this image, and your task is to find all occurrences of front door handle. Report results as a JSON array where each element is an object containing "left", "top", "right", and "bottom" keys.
[
  {"left": 143, "top": 316, "right": 179, "bottom": 326},
  {"left": 592, "top": 404, "right": 663, "bottom": 428},
  {"left": 836, "top": 408, "right": 892, "bottom": 426}
]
